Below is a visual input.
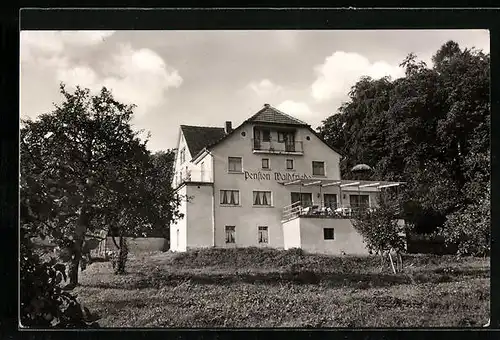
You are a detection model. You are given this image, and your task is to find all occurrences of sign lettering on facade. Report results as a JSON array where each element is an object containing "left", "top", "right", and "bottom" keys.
[{"left": 244, "top": 171, "right": 312, "bottom": 181}]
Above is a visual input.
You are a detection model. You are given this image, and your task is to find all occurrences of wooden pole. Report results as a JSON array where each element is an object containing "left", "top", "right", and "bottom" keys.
[{"left": 389, "top": 252, "right": 396, "bottom": 274}]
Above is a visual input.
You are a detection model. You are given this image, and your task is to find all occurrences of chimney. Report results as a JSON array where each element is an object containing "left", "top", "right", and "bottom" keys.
[
  {"left": 264, "top": 103, "right": 270, "bottom": 108},
  {"left": 225, "top": 121, "right": 233, "bottom": 134}
]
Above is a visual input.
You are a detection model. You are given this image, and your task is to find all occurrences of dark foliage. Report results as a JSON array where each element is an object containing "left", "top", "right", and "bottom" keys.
[{"left": 317, "top": 41, "right": 490, "bottom": 254}]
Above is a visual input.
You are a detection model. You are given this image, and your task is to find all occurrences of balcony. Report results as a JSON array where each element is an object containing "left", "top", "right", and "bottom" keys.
[
  {"left": 173, "top": 169, "right": 213, "bottom": 188},
  {"left": 282, "top": 202, "right": 380, "bottom": 222},
  {"left": 252, "top": 139, "right": 304, "bottom": 155}
]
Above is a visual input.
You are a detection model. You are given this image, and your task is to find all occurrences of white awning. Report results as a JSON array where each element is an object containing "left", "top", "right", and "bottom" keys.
[{"left": 279, "top": 179, "right": 404, "bottom": 189}]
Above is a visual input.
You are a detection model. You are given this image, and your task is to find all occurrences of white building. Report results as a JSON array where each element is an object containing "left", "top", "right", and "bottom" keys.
[{"left": 170, "top": 104, "right": 404, "bottom": 255}]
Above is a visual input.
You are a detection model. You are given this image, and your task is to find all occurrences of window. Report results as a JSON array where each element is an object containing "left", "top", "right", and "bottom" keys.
[
  {"left": 291, "top": 192, "right": 312, "bottom": 207},
  {"left": 180, "top": 147, "right": 186, "bottom": 164},
  {"left": 220, "top": 190, "right": 240, "bottom": 205},
  {"left": 286, "top": 159, "right": 294, "bottom": 170},
  {"left": 350, "top": 195, "right": 370, "bottom": 210},
  {"left": 262, "top": 129, "right": 271, "bottom": 142},
  {"left": 253, "top": 191, "right": 272, "bottom": 206},
  {"left": 312, "top": 161, "right": 325, "bottom": 176},
  {"left": 258, "top": 226, "right": 269, "bottom": 244},
  {"left": 228, "top": 157, "right": 242, "bottom": 172},
  {"left": 324, "top": 194, "right": 338, "bottom": 209},
  {"left": 324, "top": 228, "right": 335, "bottom": 240},
  {"left": 225, "top": 226, "right": 235, "bottom": 244},
  {"left": 262, "top": 158, "right": 270, "bottom": 169}
]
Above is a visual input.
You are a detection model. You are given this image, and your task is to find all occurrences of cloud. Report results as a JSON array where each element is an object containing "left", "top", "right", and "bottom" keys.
[
  {"left": 248, "top": 79, "right": 283, "bottom": 97},
  {"left": 311, "top": 51, "right": 405, "bottom": 102},
  {"left": 21, "top": 31, "right": 115, "bottom": 63},
  {"left": 58, "top": 44, "right": 183, "bottom": 116},
  {"left": 21, "top": 31, "right": 183, "bottom": 117},
  {"left": 277, "top": 100, "right": 313, "bottom": 121}
]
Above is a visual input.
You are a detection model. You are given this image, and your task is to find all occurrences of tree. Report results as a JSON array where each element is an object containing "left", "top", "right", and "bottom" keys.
[
  {"left": 318, "top": 41, "right": 490, "bottom": 246},
  {"left": 20, "top": 227, "right": 99, "bottom": 328},
  {"left": 437, "top": 149, "right": 490, "bottom": 256},
  {"left": 351, "top": 197, "right": 406, "bottom": 273},
  {"left": 20, "top": 84, "right": 182, "bottom": 287},
  {"left": 103, "top": 150, "right": 182, "bottom": 274}
]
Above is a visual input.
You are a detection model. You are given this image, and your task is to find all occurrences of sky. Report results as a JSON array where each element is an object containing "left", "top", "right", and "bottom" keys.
[{"left": 20, "top": 30, "right": 490, "bottom": 152}]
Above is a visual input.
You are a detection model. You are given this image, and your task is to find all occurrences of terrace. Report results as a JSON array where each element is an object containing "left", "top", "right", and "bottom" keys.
[{"left": 280, "top": 179, "right": 404, "bottom": 222}]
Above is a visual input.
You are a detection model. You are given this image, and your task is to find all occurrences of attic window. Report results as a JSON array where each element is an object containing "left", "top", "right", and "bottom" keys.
[
  {"left": 241, "top": 131, "right": 246, "bottom": 137},
  {"left": 306, "top": 136, "right": 311, "bottom": 141}
]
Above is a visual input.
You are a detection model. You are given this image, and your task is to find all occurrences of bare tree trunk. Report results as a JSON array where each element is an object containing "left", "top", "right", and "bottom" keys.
[
  {"left": 115, "top": 234, "right": 128, "bottom": 275},
  {"left": 68, "top": 238, "right": 83, "bottom": 287},
  {"left": 396, "top": 251, "right": 403, "bottom": 273},
  {"left": 379, "top": 251, "right": 386, "bottom": 273},
  {"left": 111, "top": 235, "right": 120, "bottom": 249},
  {"left": 67, "top": 207, "right": 90, "bottom": 288}
]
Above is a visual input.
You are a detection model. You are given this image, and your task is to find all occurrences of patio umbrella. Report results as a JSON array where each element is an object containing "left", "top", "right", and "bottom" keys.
[
  {"left": 351, "top": 164, "right": 372, "bottom": 172},
  {"left": 351, "top": 163, "right": 373, "bottom": 180}
]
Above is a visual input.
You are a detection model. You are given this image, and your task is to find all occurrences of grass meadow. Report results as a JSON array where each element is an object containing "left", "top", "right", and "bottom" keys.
[{"left": 73, "top": 247, "right": 490, "bottom": 328}]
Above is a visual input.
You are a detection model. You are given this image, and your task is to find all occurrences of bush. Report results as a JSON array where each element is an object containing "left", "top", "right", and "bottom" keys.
[
  {"left": 20, "top": 230, "right": 99, "bottom": 328},
  {"left": 439, "top": 186, "right": 490, "bottom": 256}
]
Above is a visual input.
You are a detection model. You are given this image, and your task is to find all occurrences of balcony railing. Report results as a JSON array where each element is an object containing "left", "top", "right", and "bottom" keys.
[
  {"left": 282, "top": 202, "right": 380, "bottom": 222},
  {"left": 173, "top": 169, "right": 213, "bottom": 188},
  {"left": 252, "top": 139, "right": 304, "bottom": 154}
]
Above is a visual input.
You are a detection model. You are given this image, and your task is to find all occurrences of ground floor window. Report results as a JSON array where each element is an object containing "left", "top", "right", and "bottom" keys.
[
  {"left": 225, "top": 226, "right": 236, "bottom": 243},
  {"left": 323, "top": 228, "right": 335, "bottom": 240},
  {"left": 258, "top": 226, "right": 269, "bottom": 244}
]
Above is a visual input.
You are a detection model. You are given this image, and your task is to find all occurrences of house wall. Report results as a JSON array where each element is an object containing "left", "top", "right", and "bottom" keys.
[
  {"left": 186, "top": 184, "right": 214, "bottom": 249},
  {"left": 191, "top": 153, "right": 214, "bottom": 183},
  {"left": 210, "top": 123, "right": 343, "bottom": 248},
  {"left": 170, "top": 185, "right": 188, "bottom": 251},
  {"left": 282, "top": 218, "right": 301, "bottom": 249},
  {"left": 173, "top": 131, "right": 193, "bottom": 187},
  {"left": 105, "top": 237, "right": 168, "bottom": 253},
  {"left": 298, "top": 218, "right": 370, "bottom": 256}
]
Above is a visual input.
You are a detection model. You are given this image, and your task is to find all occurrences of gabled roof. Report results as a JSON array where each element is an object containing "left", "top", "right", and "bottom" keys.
[
  {"left": 247, "top": 104, "right": 308, "bottom": 126},
  {"left": 180, "top": 125, "right": 226, "bottom": 159},
  {"left": 189, "top": 104, "right": 345, "bottom": 162}
]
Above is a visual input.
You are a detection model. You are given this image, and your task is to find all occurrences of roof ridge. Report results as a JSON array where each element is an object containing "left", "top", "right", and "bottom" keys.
[
  {"left": 181, "top": 124, "right": 224, "bottom": 129},
  {"left": 246, "top": 104, "right": 309, "bottom": 126}
]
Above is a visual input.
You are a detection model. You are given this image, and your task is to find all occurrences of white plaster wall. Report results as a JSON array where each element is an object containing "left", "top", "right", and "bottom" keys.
[
  {"left": 299, "top": 218, "right": 371, "bottom": 256},
  {"left": 170, "top": 186, "right": 188, "bottom": 251},
  {"left": 210, "top": 123, "right": 343, "bottom": 249},
  {"left": 191, "top": 153, "right": 214, "bottom": 183},
  {"left": 283, "top": 218, "right": 301, "bottom": 250},
  {"left": 173, "top": 130, "right": 195, "bottom": 187},
  {"left": 186, "top": 184, "right": 214, "bottom": 249}
]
